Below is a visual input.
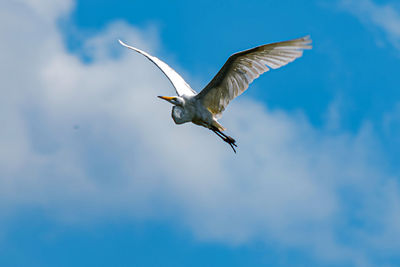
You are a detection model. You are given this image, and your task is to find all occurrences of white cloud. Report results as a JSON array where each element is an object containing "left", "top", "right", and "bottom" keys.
[
  {"left": 1, "top": 0, "right": 400, "bottom": 266},
  {"left": 340, "top": 0, "right": 400, "bottom": 51}
]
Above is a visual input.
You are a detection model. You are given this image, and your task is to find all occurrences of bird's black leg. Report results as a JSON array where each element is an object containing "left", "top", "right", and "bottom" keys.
[{"left": 210, "top": 126, "right": 237, "bottom": 153}]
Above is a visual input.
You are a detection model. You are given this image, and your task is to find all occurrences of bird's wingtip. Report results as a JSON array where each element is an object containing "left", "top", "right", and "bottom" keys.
[
  {"left": 118, "top": 39, "right": 126, "bottom": 46},
  {"left": 301, "top": 35, "right": 311, "bottom": 42},
  {"left": 299, "top": 35, "right": 312, "bottom": 49}
]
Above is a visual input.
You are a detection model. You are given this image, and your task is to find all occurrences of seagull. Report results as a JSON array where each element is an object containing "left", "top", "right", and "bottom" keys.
[{"left": 119, "top": 36, "right": 311, "bottom": 153}]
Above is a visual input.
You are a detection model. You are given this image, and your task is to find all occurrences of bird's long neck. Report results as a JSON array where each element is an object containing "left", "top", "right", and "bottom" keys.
[{"left": 171, "top": 106, "right": 192, "bottom": 124}]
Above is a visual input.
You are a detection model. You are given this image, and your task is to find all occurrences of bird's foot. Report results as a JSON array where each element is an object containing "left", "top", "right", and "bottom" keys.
[
  {"left": 210, "top": 126, "right": 237, "bottom": 153},
  {"left": 225, "top": 136, "right": 237, "bottom": 146},
  {"left": 223, "top": 135, "right": 237, "bottom": 153}
]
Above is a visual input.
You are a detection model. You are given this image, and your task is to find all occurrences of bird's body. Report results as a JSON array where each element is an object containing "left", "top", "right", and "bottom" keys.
[
  {"left": 119, "top": 36, "right": 312, "bottom": 152},
  {"left": 169, "top": 94, "right": 224, "bottom": 130}
]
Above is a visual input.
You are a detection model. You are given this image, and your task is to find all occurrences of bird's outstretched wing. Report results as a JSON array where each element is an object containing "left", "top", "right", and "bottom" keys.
[
  {"left": 196, "top": 36, "right": 312, "bottom": 116},
  {"left": 118, "top": 40, "right": 196, "bottom": 96}
]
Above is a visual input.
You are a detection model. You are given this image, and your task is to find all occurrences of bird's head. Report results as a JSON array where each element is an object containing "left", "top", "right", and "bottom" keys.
[{"left": 157, "top": 96, "right": 184, "bottom": 106}]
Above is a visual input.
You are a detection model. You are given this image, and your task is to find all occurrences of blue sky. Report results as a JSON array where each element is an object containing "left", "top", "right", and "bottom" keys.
[{"left": 1, "top": 0, "right": 400, "bottom": 266}]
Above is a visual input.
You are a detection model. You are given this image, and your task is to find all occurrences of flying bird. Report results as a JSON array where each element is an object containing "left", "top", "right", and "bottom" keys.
[{"left": 119, "top": 36, "right": 311, "bottom": 153}]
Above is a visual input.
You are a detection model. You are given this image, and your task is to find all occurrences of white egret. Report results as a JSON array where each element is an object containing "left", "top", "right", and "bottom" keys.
[{"left": 119, "top": 36, "right": 311, "bottom": 153}]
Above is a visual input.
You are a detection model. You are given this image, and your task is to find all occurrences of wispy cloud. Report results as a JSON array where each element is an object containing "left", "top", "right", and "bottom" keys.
[
  {"left": 340, "top": 0, "right": 400, "bottom": 51},
  {"left": 1, "top": 0, "right": 400, "bottom": 266}
]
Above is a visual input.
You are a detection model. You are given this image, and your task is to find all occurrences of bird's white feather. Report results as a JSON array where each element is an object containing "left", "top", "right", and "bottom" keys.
[
  {"left": 118, "top": 40, "right": 196, "bottom": 96},
  {"left": 196, "top": 36, "right": 312, "bottom": 116}
]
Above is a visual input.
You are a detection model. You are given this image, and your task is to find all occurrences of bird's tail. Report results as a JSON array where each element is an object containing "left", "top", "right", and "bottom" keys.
[{"left": 212, "top": 121, "right": 226, "bottom": 132}]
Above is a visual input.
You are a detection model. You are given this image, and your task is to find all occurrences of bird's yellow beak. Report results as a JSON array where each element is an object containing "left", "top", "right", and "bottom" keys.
[{"left": 158, "top": 96, "right": 175, "bottom": 101}]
